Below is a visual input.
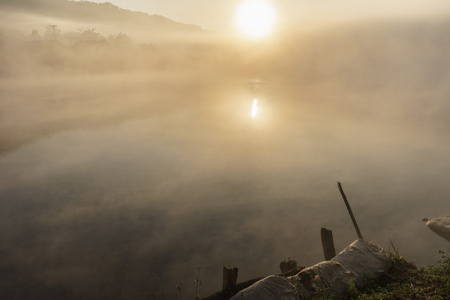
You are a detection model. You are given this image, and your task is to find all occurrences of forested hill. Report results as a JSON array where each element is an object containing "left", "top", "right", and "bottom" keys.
[{"left": 0, "top": 0, "right": 202, "bottom": 34}]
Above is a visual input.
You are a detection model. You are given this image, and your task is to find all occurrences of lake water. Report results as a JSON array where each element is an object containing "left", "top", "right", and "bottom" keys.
[{"left": 1, "top": 72, "right": 449, "bottom": 299}]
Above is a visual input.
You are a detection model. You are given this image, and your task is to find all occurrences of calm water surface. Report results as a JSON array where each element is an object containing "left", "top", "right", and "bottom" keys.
[{"left": 1, "top": 73, "right": 448, "bottom": 299}]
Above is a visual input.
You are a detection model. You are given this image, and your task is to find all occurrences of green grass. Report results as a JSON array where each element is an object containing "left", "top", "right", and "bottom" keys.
[{"left": 340, "top": 248, "right": 450, "bottom": 300}]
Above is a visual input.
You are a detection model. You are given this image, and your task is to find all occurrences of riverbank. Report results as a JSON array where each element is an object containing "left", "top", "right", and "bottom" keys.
[
  {"left": 203, "top": 246, "right": 450, "bottom": 299},
  {"left": 345, "top": 248, "right": 450, "bottom": 299}
]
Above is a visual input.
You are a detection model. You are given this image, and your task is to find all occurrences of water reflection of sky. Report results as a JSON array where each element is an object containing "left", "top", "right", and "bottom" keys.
[{"left": 1, "top": 75, "right": 449, "bottom": 299}]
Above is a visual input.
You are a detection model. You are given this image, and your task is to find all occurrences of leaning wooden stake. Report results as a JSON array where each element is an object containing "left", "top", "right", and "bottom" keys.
[
  {"left": 337, "top": 182, "right": 364, "bottom": 240},
  {"left": 321, "top": 227, "right": 336, "bottom": 260}
]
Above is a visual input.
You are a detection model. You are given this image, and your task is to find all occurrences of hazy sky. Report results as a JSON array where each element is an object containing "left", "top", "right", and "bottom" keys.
[{"left": 82, "top": 0, "right": 450, "bottom": 31}]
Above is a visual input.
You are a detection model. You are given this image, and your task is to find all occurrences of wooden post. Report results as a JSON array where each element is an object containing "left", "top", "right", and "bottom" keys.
[
  {"left": 321, "top": 227, "right": 336, "bottom": 260},
  {"left": 222, "top": 266, "right": 238, "bottom": 290},
  {"left": 337, "top": 182, "right": 364, "bottom": 240},
  {"left": 279, "top": 258, "right": 297, "bottom": 273}
]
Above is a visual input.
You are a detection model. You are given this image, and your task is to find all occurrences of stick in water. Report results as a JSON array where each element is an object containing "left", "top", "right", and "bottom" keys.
[{"left": 337, "top": 182, "right": 364, "bottom": 240}]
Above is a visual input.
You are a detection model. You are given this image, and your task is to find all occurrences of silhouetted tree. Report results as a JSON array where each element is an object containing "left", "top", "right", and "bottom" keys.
[
  {"left": 30, "top": 29, "right": 41, "bottom": 40},
  {"left": 107, "top": 32, "right": 133, "bottom": 48},
  {"left": 78, "top": 28, "right": 104, "bottom": 41}
]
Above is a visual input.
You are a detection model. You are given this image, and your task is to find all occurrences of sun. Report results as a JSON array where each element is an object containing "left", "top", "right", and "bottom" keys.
[
  {"left": 234, "top": 0, "right": 276, "bottom": 39},
  {"left": 251, "top": 99, "right": 258, "bottom": 118}
]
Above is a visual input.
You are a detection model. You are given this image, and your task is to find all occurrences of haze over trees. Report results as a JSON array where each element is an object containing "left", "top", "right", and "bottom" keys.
[{"left": 1, "top": 0, "right": 450, "bottom": 81}]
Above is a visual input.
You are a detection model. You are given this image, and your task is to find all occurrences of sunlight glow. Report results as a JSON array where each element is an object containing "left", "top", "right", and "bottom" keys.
[
  {"left": 234, "top": 0, "right": 276, "bottom": 38},
  {"left": 251, "top": 99, "right": 258, "bottom": 118}
]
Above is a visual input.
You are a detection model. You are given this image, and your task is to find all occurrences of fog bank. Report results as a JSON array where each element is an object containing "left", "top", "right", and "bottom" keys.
[{"left": 1, "top": 17, "right": 450, "bottom": 300}]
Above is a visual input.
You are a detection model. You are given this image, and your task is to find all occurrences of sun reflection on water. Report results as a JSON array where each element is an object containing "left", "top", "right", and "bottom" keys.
[{"left": 251, "top": 98, "right": 258, "bottom": 118}]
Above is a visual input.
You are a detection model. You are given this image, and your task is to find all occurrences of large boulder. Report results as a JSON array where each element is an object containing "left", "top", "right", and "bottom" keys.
[{"left": 230, "top": 239, "right": 391, "bottom": 300}]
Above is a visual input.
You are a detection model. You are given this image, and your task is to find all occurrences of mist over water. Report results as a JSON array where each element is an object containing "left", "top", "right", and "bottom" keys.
[{"left": 1, "top": 10, "right": 450, "bottom": 299}]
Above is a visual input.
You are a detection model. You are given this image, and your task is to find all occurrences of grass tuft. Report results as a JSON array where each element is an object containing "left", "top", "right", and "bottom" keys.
[{"left": 341, "top": 247, "right": 450, "bottom": 299}]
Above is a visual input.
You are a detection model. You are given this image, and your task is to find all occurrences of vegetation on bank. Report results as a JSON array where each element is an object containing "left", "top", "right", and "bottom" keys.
[
  {"left": 339, "top": 247, "right": 450, "bottom": 300},
  {"left": 202, "top": 246, "right": 450, "bottom": 300}
]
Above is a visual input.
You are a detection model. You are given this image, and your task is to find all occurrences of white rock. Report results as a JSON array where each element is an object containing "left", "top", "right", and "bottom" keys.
[
  {"left": 230, "top": 239, "right": 391, "bottom": 300},
  {"left": 424, "top": 216, "right": 450, "bottom": 242},
  {"left": 230, "top": 275, "right": 299, "bottom": 300}
]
